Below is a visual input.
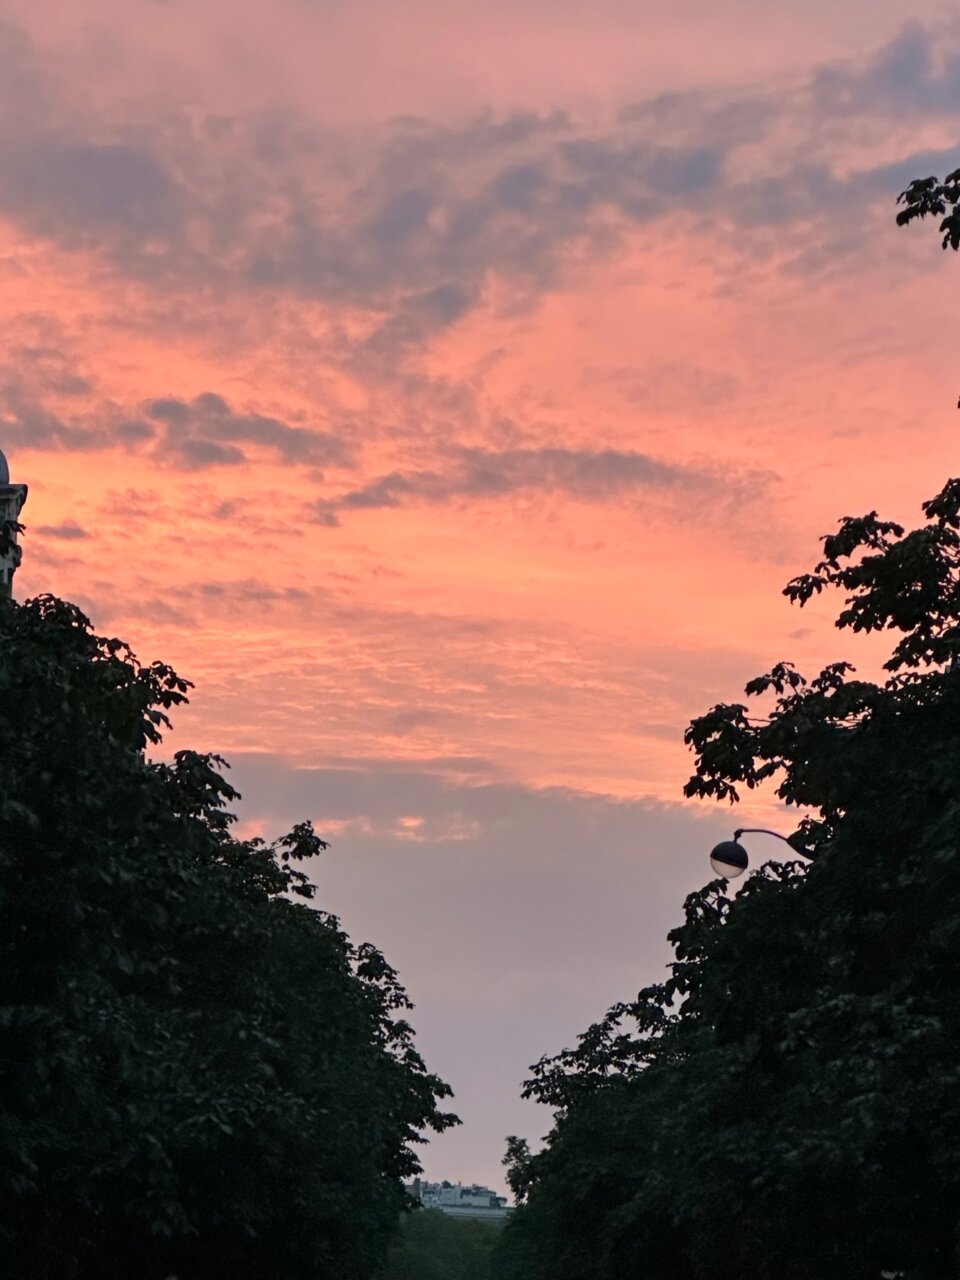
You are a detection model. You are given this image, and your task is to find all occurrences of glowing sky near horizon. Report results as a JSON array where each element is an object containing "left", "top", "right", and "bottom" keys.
[{"left": 3, "top": 1, "right": 959, "bottom": 1192}]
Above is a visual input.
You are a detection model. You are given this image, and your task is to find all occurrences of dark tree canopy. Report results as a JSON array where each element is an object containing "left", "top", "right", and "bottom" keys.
[
  {"left": 0, "top": 593, "right": 456, "bottom": 1280},
  {"left": 496, "top": 477, "right": 960, "bottom": 1280}
]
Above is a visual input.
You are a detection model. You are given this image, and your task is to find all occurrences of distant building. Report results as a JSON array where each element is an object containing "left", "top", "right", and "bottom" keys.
[
  {"left": 0, "top": 447, "right": 28, "bottom": 600},
  {"left": 406, "top": 1178, "right": 511, "bottom": 1220}
]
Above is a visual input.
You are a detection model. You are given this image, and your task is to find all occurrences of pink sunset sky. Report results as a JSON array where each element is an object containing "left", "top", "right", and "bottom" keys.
[{"left": 3, "top": 0, "right": 959, "bottom": 1192}]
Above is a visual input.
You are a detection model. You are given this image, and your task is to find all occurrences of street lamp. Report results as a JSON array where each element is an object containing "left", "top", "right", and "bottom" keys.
[{"left": 708, "top": 827, "right": 813, "bottom": 879}]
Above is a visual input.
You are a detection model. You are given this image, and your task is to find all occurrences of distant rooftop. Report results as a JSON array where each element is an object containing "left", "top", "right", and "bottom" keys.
[{"left": 405, "top": 1179, "right": 511, "bottom": 1219}]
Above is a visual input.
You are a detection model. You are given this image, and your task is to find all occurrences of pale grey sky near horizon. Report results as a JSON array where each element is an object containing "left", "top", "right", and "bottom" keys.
[{"left": 227, "top": 756, "right": 735, "bottom": 1193}]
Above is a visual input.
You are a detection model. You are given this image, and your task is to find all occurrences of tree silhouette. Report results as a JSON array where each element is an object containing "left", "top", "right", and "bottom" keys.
[
  {"left": 497, "top": 475, "right": 960, "bottom": 1280},
  {"left": 0, "top": 593, "right": 456, "bottom": 1280}
]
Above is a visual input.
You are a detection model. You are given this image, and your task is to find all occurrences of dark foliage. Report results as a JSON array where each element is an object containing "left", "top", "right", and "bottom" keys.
[
  {"left": 0, "top": 593, "right": 456, "bottom": 1280},
  {"left": 501, "top": 1136, "right": 533, "bottom": 1206},
  {"left": 380, "top": 1208, "right": 502, "bottom": 1280},
  {"left": 897, "top": 168, "right": 960, "bottom": 250},
  {"left": 496, "top": 478, "right": 960, "bottom": 1280}
]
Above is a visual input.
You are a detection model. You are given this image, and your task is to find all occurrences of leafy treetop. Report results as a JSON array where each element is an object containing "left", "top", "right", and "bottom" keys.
[
  {"left": 682, "top": 477, "right": 960, "bottom": 856},
  {"left": 0, "top": 593, "right": 457, "bottom": 1280}
]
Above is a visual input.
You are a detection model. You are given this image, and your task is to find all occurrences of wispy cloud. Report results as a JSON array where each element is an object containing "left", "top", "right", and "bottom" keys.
[
  {"left": 142, "top": 393, "right": 351, "bottom": 470},
  {"left": 34, "top": 520, "right": 89, "bottom": 538},
  {"left": 2, "top": 15, "right": 958, "bottom": 336},
  {"left": 0, "top": 374, "right": 352, "bottom": 472},
  {"left": 310, "top": 445, "right": 772, "bottom": 525}
]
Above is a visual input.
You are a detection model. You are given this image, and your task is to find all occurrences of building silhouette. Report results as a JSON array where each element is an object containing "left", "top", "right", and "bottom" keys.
[{"left": 0, "top": 447, "right": 28, "bottom": 599}]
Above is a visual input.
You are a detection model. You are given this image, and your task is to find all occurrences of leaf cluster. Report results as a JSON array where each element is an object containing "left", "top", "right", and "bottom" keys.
[{"left": 896, "top": 169, "right": 960, "bottom": 249}]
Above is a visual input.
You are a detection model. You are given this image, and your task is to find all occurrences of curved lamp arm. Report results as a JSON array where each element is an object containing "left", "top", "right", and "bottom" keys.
[
  {"left": 734, "top": 828, "right": 816, "bottom": 861},
  {"left": 709, "top": 827, "right": 816, "bottom": 880}
]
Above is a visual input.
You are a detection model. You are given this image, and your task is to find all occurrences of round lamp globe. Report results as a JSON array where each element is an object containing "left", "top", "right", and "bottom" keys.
[{"left": 709, "top": 840, "right": 748, "bottom": 879}]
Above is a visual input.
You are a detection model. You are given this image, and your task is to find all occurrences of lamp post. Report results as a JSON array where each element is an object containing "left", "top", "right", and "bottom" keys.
[{"left": 708, "top": 827, "right": 814, "bottom": 879}]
